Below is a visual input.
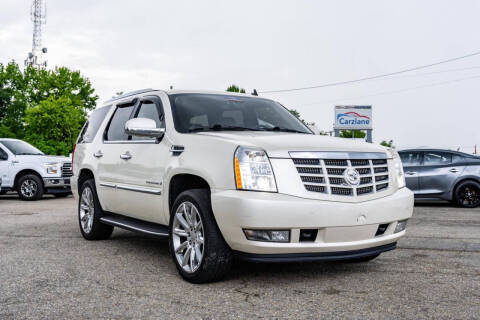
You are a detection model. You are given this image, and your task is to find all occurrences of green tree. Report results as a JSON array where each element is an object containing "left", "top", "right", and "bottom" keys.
[
  {"left": 339, "top": 130, "right": 366, "bottom": 139},
  {"left": 24, "top": 96, "right": 86, "bottom": 156},
  {"left": 0, "top": 61, "right": 97, "bottom": 153},
  {"left": 226, "top": 84, "right": 246, "bottom": 93},
  {"left": 380, "top": 140, "right": 394, "bottom": 147},
  {"left": 0, "top": 62, "right": 28, "bottom": 138}
]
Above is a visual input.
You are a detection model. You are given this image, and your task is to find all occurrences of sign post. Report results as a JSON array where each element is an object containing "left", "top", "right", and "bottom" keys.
[{"left": 333, "top": 105, "right": 373, "bottom": 143}]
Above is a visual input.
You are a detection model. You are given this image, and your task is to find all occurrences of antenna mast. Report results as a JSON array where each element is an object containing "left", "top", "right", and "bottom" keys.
[{"left": 25, "top": 0, "right": 47, "bottom": 68}]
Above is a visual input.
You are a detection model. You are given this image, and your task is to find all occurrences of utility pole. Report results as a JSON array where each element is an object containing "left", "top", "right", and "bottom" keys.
[{"left": 25, "top": 0, "right": 47, "bottom": 68}]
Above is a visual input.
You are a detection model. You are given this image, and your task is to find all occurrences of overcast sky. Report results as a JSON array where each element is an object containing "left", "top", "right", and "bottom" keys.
[{"left": 1, "top": 0, "right": 480, "bottom": 151}]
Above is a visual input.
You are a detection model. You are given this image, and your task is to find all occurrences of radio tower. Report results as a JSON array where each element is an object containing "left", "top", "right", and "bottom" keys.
[{"left": 25, "top": 0, "right": 47, "bottom": 68}]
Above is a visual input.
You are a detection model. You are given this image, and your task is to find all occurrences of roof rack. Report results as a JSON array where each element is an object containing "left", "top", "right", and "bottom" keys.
[{"left": 104, "top": 88, "right": 156, "bottom": 104}]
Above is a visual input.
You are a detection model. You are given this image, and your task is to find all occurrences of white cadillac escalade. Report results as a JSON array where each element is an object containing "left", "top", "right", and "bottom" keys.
[{"left": 72, "top": 89, "right": 413, "bottom": 283}]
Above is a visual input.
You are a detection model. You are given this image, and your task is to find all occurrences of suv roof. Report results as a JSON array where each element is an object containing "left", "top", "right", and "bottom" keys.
[{"left": 103, "top": 89, "right": 264, "bottom": 105}]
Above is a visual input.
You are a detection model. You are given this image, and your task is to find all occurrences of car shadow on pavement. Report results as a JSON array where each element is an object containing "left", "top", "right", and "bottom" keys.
[
  {"left": 109, "top": 230, "right": 377, "bottom": 282},
  {"left": 414, "top": 200, "right": 456, "bottom": 207},
  {"left": 0, "top": 194, "right": 71, "bottom": 201}
]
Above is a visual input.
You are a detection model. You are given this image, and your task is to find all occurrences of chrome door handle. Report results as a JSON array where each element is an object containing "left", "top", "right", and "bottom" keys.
[
  {"left": 93, "top": 151, "right": 103, "bottom": 158},
  {"left": 406, "top": 171, "right": 417, "bottom": 175},
  {"left": 449, "top": 168, "right": 459, "bottom": 173},
  {"left": 120, "top": 152, "right": 132, "bottom": 160}
]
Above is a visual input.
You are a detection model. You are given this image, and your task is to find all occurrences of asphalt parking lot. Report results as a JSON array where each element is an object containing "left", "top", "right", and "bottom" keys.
[{"left": 0, "top": 194, "right": 479, "bottom": 319}]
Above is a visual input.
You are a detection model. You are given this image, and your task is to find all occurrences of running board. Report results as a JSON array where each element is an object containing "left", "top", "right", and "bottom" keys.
[{"left": 100, "top": 212, "right": 169, "bottom": 238}]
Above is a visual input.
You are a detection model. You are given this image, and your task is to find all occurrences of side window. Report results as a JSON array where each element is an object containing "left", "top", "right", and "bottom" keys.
[
  {"left": 105, "top": 104, "right": 135, "bottom": 141},
  {"left": 132, "top": 100, "right": 164, "bottom": 141},
  {"left": 399, "top": 152, "right": 422, "bottom": 166},
  {"left": 78, "top": 106, "right": 111, "bottom": 143},
  {"left": 0, "top": 147, "right": 8, "bottom": 161},
  {"left": 423, "top": 152, "right": 452, "bottom": 166}
]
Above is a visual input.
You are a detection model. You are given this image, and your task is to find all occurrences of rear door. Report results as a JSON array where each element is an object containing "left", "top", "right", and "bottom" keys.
[
  {"left": 418, "top": 151, "right": 465, "bottom": 196},
  {"left": 399, "top": 151, "right": 422, "bottom": 192},
  {"left": 96, "top": 101, "right": 136, "bottom": 213}
]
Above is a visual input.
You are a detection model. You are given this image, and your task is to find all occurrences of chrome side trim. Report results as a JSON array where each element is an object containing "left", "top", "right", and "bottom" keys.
[
  {"left": 103, "top": 140, "right": 157, "bottom": 144},
  {"left": 99, "top": 182, "right": 116, "bottom": 189},
  {"left": 116, "top": 184, "right": 162, "bottom": 195},
  {"left": 99, "top": 217, "right": 169, "bottom": 237},
  {"left": 170, "top": 145, "right": 185, "bottom": 156},
  {"left": 289, "top": 151, "right": 388, "bottom": 160},
  {"left": 99, "top": 182, "right": 161, "bottom": 195}
]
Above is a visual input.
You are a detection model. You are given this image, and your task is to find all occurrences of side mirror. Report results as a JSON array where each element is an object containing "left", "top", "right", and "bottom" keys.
[{"left": 124, "top": 118, "right": 165, "bottom": 138}]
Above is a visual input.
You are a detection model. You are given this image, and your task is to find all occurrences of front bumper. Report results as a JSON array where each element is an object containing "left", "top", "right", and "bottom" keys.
[
  {"left": 211, "top": 187, "right": 413, "bottom": 255},
  {"left": 235, "top": 242, "right": 397, "bottom": 263},
  {"left": 43, "top": 177, "right": 71, "bottom": 189}
]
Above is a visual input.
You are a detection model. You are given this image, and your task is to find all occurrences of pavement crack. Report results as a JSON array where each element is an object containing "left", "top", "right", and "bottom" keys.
[{"left": 233, "top": 280, "right": 259, "bottom": 306}]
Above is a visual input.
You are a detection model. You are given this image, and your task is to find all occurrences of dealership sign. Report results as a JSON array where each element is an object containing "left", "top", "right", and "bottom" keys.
[{"left": 334, "top": 106, "right": 372, "bottom": 130}]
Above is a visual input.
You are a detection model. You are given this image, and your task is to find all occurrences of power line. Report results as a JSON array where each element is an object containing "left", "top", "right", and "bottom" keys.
[
  {"left": 300, "top": 74, "right": 480, "bottom": 106},
  {"left": 259, "top": 50, "right": 480, "bottom": 93}
]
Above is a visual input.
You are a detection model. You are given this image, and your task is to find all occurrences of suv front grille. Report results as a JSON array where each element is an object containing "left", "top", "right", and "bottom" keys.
[
  {"left": 292, "top": 156, "right": 390, "bottom": 196},
  {"left": 62, "top": 162, "right": 73, "bottom": 177}
]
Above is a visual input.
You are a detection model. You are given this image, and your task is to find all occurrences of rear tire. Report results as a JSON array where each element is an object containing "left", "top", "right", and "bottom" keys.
[
  {"left": 17, "top": 174, "right": 44, "bottom": 201},
  {"left": 454, "top": 180, "right": 480, "bottom": 208},
  {"left": 169, "top": 189, "right": 232, "bottom": 283},
  {"left": 78, "top": 179, "right": 113, "bottom": 240}
]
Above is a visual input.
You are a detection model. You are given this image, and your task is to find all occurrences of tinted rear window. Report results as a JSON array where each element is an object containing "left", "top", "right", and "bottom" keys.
[
  {"left": 78, "top": 106, "right": 111, "bottom": 143},
  {"left": 105, "top": 104, "right": 135, "bottom": 141}
]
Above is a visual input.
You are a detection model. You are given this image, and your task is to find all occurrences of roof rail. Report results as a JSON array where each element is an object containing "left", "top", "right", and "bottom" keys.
[{"left": 104, "top": 88, "right": 156, "bottom": 104}]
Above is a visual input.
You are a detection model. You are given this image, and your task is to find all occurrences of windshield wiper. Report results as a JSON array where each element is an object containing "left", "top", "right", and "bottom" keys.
[
  {"left": 189, "top": 124, "right": 261, "bottom": 132},
  {"left": 263, "top": 126, "right": 308, "bottom": 134},
  {"left": 16, "top": 152, "right": 44, "bottom": 155}
]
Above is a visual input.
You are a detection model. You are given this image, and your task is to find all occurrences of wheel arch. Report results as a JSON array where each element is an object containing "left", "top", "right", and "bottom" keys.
[
  {"left": 451, "top": 176, "right": 480, "bottom": 199},
  {"left": 77, "top": 168, "right": 95, "bottom": 194},
  {"left": 168, "top": 173, "right": 211, "bottom": 215},
  {"left": 14, "top": 169, "right": 43, "bottom": 190}
]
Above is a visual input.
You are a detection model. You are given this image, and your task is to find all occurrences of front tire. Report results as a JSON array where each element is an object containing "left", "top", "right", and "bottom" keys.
[
  {"left": 78, "top": 179, "right": 113, "bottom": 240},
  {"left": 454, "top": 180, "right": 480, "bottom": 208},
  {"left": 169, "top": 189, "right": 232, "bottom": 283},
  {"left": 17, "top": 174, "right": 44, "bottom": 201}
]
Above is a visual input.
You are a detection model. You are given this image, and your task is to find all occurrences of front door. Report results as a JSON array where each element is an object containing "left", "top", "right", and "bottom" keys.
[
  {"left": 418, "top": 151, "right": 465, "bottom": 196},
  {"left": 114, "top": 96, "right": 168, "bottom": 224},
  {"left": 0, "top": 146, "right": 13, "bottom": 188},
  {"left": 400, "top": 151, "right": 422, "bottom": 193}
]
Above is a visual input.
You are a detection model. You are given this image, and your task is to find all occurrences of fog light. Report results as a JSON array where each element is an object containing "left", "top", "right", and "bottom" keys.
[
  {"left": 243, "top": 229, "right": 290, "bottom": 242},
  {"left": 394, "top": 220, "right": 408, "bottom": 233}
]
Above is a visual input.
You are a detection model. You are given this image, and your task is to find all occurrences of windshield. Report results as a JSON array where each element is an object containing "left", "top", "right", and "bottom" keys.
[
  {"left": 168, "top": 94, "right": 313, "bottom": 134},
  {"left": 0, "top": 140, "right": 44, "bottom": 155}
]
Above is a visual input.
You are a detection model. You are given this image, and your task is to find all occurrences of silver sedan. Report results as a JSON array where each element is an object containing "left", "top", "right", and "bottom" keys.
[{"left": 399, "top": 149, "right": 480, "bottom": 208}]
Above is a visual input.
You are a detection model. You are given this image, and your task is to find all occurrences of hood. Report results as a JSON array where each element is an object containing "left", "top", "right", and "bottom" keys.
[
  {"left": 194, "top": 132, "right": 388, "bottom": 158},
  {"left": 16, "top": 154, "right": 71, "bottom": 164}
]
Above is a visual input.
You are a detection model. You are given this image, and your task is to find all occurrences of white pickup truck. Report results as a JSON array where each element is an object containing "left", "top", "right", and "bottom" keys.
[{"left": 0, "top": 139, "right": 72, "bottom": 200}]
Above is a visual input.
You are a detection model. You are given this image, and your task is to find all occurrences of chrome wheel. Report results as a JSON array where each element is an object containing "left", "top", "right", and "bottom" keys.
[
  {"left": 20, "top": 179, "right": 37, "bottom": 198},
  {"left": 458, "top": 184, "right": 480, "bottom": 207},
  {"left": 172, "top": 201, "right": 204, "bottom": 273},
  {"left": 79, "top": 186, "right": 95, "bottom": 234}
]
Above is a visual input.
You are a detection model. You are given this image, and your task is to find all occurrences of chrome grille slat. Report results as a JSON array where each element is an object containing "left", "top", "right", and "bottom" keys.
[
  {"left": 61, "top": 162, "right": 73, "bottom": 177},
  {"left": 292, "top": 155, "right": 390, "bottom": 196}
]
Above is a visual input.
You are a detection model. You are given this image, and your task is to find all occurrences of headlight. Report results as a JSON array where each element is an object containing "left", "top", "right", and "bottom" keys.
[
  {"left": 44, "top": 162, "right": 59, "bottom": 174},
  {"left": 389, "top": 149, "right": 405, "bottom": 189},
  {"left": 234, "top": 146, "right": 277, "bottom": 192}
]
